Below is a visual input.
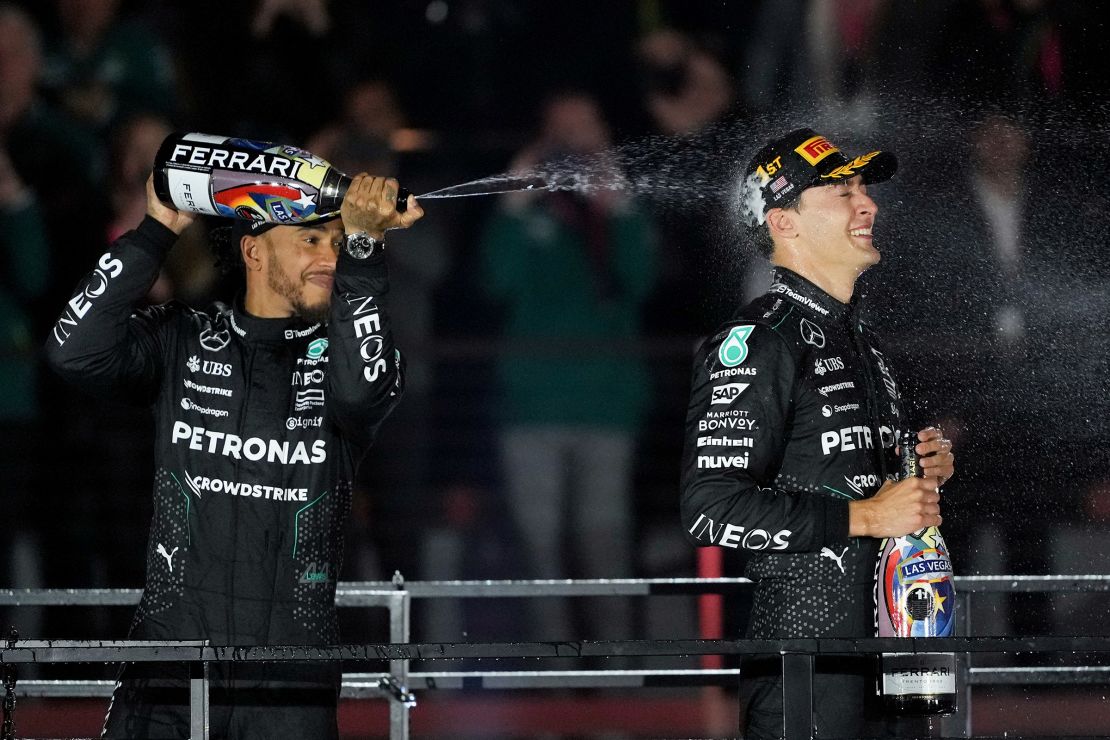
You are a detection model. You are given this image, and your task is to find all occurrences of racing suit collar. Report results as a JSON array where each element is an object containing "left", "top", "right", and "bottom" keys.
[
  {"left": 229, "top": 297, "right": 323, "bottom": 342},
  {"left": 769, "top": 267, "right": 857, "bottom": 324}
]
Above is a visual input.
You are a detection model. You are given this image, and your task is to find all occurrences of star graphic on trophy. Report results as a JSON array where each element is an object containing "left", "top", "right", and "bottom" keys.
[{"left": 293, "top": 189, "right": 316, "bottom": 210}]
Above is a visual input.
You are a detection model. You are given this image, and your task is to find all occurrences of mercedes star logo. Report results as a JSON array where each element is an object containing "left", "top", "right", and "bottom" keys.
[{"left": 799, "top": 318, "right": 825, "bottom": 348}]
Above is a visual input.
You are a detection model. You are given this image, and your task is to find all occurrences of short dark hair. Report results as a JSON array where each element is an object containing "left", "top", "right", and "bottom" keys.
[
  {"left": 748, "top": 193, "right": 801, "bottom": 259},
  {"left": 209, "top": 224, "right": 244, "bottom": 274}
]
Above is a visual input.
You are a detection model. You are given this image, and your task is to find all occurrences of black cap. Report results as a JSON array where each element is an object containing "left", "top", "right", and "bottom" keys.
[
  {"left": 742, "top": 128, "right": 898, "bottom": 226},
  {"left": 230, "top": 212, "right": 341, "bottom": 243}
]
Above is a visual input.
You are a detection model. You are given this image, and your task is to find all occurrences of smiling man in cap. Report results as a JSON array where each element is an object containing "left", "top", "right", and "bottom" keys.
[{"left": 680, "top": 129, "right": 955, "bottom": 737}]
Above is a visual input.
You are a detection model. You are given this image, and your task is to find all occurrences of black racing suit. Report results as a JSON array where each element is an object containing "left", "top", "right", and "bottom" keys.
[
  {"left": 680, "top": 267, "right": 906, "bottom": 739},
  {"left": 46, "top": 217, "right": 403, "bottom": 739}
]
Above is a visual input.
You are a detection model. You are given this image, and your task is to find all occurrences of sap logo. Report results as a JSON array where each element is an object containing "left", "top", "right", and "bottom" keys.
[
  {"left": 342, "top": 294, "right": 389, "bottom": 382},
  {"left": 821, "top": 426, "right": 874, "bottom": 455},
  {"left": 52, "top": 252, "right": 124, "bottom": 346},
  {"left": 687, "top": 513, "right": 791, "bottom": 551},
  {"left": 813, "top": 357, "right": 845, "bottom": 375},
  {"left": 697, "top": 454, "right": 749, "bottom": 469},
  {"left": 710, "top": 383, "right": 749, "bottom": 405}
]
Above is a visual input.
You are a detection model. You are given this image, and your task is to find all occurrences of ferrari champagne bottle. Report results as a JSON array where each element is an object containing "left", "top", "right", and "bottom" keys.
[
  {"left": 875, "top": 430, "right": 957, "bottom": 715},
  {"left": 153, "top": 132, "right": 408, "bottom": 224}
]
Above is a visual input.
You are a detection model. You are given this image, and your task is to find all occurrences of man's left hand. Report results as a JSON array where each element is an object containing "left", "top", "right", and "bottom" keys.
[
  {"left": 916, "top": 426, "right": 954, "bottom": 486},
  {"left": 340, "top": 174, "right": 424, "bottom": 240}
]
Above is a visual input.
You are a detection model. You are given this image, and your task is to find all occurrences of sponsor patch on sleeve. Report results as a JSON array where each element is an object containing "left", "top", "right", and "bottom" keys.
[{"left": 718, "top": 325, "right": 754, "bottom": 368}]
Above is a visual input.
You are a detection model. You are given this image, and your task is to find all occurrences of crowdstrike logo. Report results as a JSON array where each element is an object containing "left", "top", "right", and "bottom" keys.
[
  {"left": 184, "top": 468, "right": 310, "bottom": 502},
  {"left": 183, "top": 379, "right": 233, "bottom": 398},
  {"left": 817, "top": 381, "right": 855, "bottom": 397}
]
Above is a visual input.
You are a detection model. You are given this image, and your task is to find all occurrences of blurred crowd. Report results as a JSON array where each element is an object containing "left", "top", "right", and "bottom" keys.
[{"left": 2, "top": 0, "right": 1110, "bottom": 645}]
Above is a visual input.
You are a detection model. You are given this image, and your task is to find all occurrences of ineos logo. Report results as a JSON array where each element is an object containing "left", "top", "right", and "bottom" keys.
[{"left": 359, "top": 335, "right": 384, "bottom": 364}]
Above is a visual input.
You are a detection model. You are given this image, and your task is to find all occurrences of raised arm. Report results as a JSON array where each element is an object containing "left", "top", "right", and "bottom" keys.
[{"left": 44, "top": 176, "right": 195, "bottom": 400}]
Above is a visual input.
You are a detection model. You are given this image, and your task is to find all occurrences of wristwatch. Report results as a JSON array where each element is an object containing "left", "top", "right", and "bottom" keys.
[{"left": 345, "top": 231, "right": 384, "bottom": 259}]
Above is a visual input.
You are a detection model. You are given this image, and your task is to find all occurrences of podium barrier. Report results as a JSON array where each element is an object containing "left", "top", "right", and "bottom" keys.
[{"left": 3, "top": 576, "right": 1110, "bottom": 739}]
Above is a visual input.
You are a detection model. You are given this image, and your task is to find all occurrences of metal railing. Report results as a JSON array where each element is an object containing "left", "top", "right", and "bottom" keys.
[{"left": 2, "top": 575, "right": 1110, "bottom": 739}]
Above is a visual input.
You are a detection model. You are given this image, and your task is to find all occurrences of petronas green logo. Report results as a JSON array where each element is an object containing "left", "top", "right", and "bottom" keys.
[
  {"left": 306, "top": 338, "right": 329, "bottom": 359},
  {"left": 718, "top": 325, "right": 754, "bottom": 367}
]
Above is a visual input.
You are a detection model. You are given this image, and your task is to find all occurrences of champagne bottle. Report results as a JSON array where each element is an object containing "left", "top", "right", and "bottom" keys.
[
  {"left": 152, "top": 132, "right": 409, "bottom": 224},
  {"left": 874, "top": 429, "right": 957, "bottom": 715}
]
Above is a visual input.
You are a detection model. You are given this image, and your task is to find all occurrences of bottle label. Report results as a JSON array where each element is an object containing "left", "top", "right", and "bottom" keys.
[
  {"left": 160, "top": 134, "right": 333, "bottom": 223},
  {"left": 876, "top": 526, "right": 956, "bottom": 637},
  {"left": 880, "top": 652, "right": 956, "bottom": 696}
]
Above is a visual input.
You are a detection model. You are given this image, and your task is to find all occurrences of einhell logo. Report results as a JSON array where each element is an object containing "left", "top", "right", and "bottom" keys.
[{"left": 795, "top": 135, "right": 839, "bottom": 166}]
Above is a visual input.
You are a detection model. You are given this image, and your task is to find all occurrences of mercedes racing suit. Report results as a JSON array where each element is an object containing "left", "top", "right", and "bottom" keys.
[
  {"left": 46, "top": 217, "right": 403, "bottom": 739},
  {"left": 680, "top": 267, "right": 905, "bottom": 738}
]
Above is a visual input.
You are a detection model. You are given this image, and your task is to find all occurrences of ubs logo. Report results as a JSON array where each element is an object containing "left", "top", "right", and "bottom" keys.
[{"left": 188, "top": 355, "right": 232, "bottom": 377}]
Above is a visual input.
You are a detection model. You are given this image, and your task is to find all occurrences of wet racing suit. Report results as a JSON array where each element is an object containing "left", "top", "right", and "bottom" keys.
[
  {"left": 680, "top": 267, "right": 906, "bottom": 738},
  {"left": 46, "top": 217, "right": 403, "bottom": 739}
]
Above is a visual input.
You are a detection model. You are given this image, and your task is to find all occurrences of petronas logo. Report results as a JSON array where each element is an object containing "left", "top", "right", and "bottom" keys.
[
  {"left": 306, "top": 338, "right": 328, "bottom": 359},
  {"left": 718, "top": 325, "right": 754, "bottom": 368}
]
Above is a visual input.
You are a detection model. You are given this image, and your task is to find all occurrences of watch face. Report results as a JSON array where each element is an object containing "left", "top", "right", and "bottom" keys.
[{"left": 346, "top": 232, "right": 379, "bottom": 259}]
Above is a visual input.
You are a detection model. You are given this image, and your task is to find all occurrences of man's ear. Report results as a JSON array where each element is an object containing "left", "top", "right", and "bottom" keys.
[
  {"left": 766, "top": 207, "right": 798, "bottom": 241},
  {"left": 241, "top": 235, "right": 263, "bottom": 272}
]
